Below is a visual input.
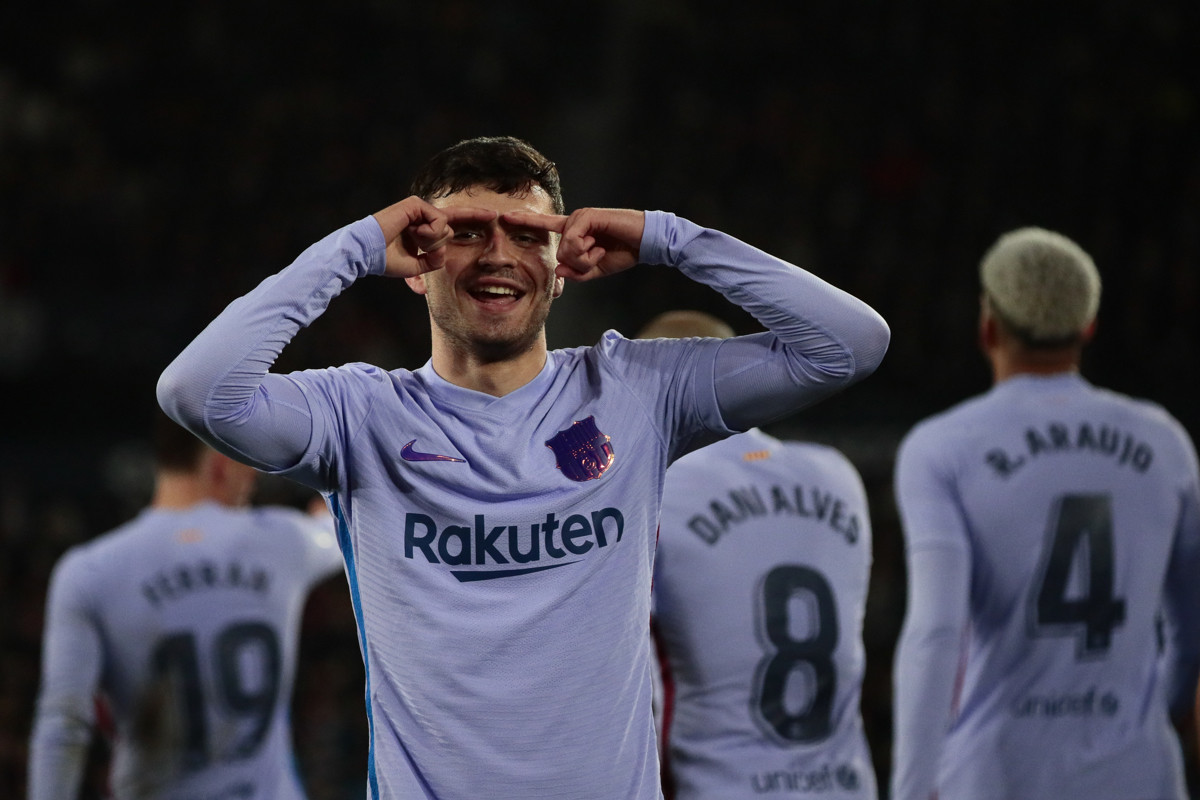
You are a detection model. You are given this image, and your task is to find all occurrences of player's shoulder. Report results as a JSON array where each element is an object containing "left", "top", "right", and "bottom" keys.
[
  {"left": 583, "top": 328, "right": 717, "bottom": 367},
  {"left": 673, "top": 428, "right": 853, "bottom": 474},
  {"left": 1090, "top": 382, "right": 1189, "bottom": 433},
  {"left": 551, "top": 330, "right": 702, "bottom": 393},
  {"left": 47, "top": 513, "right": 146, "bottom": 590},
  {"left": 759, "top": 433, "right": 869, "bottom": 498},
  {"left": 294, "top": 361, "right": 413, "bottom": 384},
  {"left": 774, "top": 435, "right": 856, "bottom": 468},
  {"left": 1092, "top": 385, "right": 1199, "bottom": 471},
  {"left": 899, "top": 390, "right": 995, "bottom": 451}
]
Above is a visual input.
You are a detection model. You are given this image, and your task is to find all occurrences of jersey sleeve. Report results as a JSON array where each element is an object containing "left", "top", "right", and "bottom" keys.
[
  {"left": 157, "top": 217, "right": 387, "bottom": 485},
  {"left": 639, "top": 211, "right": 890, "bottom": 431},
  {"left": 28, "top": 549, "right": 104, "bottom": 800},
  {"left": 889, "top": 423, "right": 973, "bottom": 800}
]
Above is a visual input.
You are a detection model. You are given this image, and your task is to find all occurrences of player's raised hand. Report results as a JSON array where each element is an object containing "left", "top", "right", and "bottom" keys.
[
  {"left": 372, "top": 197, "right": 497, "bottom": 278},
  {"left": 502, "top": 208, "right": 646, "bottom": 282}
]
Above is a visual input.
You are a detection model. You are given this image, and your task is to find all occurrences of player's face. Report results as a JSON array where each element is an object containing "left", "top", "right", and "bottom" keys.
[{"left": 409, "top": 186, "right": 564, "bottom": 361}]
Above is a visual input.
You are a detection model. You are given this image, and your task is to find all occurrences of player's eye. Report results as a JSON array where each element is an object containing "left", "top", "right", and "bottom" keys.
[{"left": 511, "top": 230, "right": 547, "bottom": 246}]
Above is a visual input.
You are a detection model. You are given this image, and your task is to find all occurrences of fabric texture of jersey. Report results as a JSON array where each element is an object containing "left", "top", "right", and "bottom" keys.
[
  {"left": 28, "top": 500, "right": 343, "bottom": 800},
  {"left": 891, "top": 373, "right": 1200, "bottom": 800},
  {"left": 653, "top": 428, "right": 877, "bottom": 800},
  {"left": 157, "top": 210, "right": 890, "bottom": 799}
]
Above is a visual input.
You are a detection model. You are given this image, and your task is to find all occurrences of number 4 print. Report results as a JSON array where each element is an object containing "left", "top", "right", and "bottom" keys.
[{"left": 1030, "top": 494, "right": 1127, "bottom": 659}]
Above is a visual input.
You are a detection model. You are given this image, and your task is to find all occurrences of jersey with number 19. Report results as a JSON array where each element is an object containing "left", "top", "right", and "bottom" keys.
[
  {"left": 653, "top": 428, "right": 877, "bottom": 800},
  {"left": 893, "top": 373, "right": 1200, "bottom": 800},
  {"left": 28, "top": 501, "right": 344, "bottom": 800}
]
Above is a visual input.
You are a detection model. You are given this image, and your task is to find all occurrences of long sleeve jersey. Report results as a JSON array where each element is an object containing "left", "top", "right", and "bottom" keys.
[
  {"left": 28, "top": 501, "right": 343, "bottom": 800},
  {"left": 890, "top": 373, "right": 1200, "bottom": 800},
  {"left": 157, "top": 210, "right": 890, "bottom": 799}
]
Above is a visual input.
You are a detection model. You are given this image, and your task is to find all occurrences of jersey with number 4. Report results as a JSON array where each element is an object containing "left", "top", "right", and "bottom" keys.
[
  {"left": 653, "top": 428, "right": 877, "bottom": 800},
  {"left": 29, "top": 500, "right": 344, "bottom": 800},
  {"left": 895, "top": 373, "right": 1200, "bottom": 799}
]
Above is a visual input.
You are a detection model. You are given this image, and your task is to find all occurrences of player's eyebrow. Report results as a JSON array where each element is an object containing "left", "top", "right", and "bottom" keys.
[{"left": 499, "top": 218, "right": 553, "bottom": 240}]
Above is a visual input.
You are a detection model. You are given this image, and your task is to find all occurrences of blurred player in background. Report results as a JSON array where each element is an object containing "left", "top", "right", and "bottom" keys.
[
  {"left": 156, "top": 135, "right": 890, "bottom": 798},
  {"left": 28, "top": 411, "right": 344, "bottom": 800},
  {"left": 890, "top": 227, "right": 1200, "bottom": 800},
  {"left": 644, "top": 310, "right": 878, "bottom": 800}
]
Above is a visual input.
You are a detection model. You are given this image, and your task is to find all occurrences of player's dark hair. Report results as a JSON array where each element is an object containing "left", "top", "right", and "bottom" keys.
[
  {"left": 410, "top": 136, "right": 564, "bottom": 214},
  {"left": 153, "top": 407, "right": 208, "bottom": 471}
]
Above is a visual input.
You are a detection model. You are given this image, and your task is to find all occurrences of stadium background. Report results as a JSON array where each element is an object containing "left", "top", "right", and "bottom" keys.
[{"left": 1, "top": 1, "right": 1197, "bottom": 796}]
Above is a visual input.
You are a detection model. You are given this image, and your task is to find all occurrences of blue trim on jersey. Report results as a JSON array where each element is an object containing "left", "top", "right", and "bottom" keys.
[{"left": 329, "top": 495, "right": 379, "bottom": 800}]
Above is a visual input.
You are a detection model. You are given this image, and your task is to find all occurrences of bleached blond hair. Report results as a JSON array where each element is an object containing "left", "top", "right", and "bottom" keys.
[{"left": 980, "top": 226, "right": 1101, "bottom": 345}]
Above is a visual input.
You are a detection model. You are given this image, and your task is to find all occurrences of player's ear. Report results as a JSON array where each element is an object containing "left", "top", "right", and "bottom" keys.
[
  {"left": 405, "top": 274, "right": 429, "bottom": 295},
  {"left": 552, "top": 274, "right": 565, "bottom": 298}
]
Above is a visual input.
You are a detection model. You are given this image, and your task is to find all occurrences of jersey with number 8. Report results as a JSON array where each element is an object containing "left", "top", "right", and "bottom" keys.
[
  {"left": 893, "top": 373, "right": 1200, "bottom": 800},
  {"left": 652, "top": 428, "right": 877, "bottom": 800}
]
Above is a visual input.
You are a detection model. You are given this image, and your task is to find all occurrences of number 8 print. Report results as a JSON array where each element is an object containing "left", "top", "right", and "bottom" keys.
[{"left": 752, "top": 565, "right": 838, "bottom": 745}]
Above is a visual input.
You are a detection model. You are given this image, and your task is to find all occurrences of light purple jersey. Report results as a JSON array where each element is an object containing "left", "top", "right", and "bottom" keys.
[
  {"left": 28, "top": 501, "right": 343, "bottom": 800},
  {"left": 891, "top": 373, "right": 1200, "bottom": 800},
  {"left": 157, "top": 210, "right": 890, "bottom": 799},
  {"left": 653, "top": 429, "right": 877, "bottom": 800}
]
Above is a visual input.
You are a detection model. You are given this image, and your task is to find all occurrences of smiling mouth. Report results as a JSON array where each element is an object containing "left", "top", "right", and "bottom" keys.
[{"left": 469, "top": 285, "right": 523, "bottom": 304}]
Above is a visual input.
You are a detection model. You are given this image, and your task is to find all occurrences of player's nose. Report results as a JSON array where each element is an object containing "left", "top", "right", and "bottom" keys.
[{"left": 478, "top": 228, "right": 518, "bottom": 268}]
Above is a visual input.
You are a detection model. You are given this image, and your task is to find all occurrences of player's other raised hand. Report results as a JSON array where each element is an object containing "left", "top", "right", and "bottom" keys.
[
  {"left": 503, "top": 208, "right": 646, "bottom": 282},
  {"left": 373, "top": 197, "right": 497, "bottom": 278}
]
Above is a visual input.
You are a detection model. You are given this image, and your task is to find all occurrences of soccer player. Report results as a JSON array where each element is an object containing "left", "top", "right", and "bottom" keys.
[
  {"left": 644, "top": 311, "right": 877, "bottom": 800},
  {"left": 27, "top": 411, "right": 344, "bottom": 800},
  {"left": 156, "top": 135, "right": 891, "bottom": 798},
  {"left": 890, "top": 227, "right": 1200, "bottom": 800}
]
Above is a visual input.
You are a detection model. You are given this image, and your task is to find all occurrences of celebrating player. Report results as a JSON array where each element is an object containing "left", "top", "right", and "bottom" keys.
[
  {"left": 28, "top": 411, "right": 343, "bottom": 800},
  {"left": 890, "top": 227, "right": 1200, "bottom": 800},
  {"left": 157, "top": 135, "right": 890, "bottom": 798}
]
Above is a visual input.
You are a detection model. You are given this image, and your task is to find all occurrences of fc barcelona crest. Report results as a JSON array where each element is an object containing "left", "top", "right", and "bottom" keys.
[{"left": 545, "top": 416, "right": 615, "bottom": 482}]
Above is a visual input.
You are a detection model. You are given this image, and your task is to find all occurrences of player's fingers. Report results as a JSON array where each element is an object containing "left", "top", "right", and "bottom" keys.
[
  {"left": 502, "top": 211, "right": 567, "bottom": 233},
  {"left": 555, "top": 251, "right": 606, "bottom": 281},
  {"left": 411, "top": 220, "right": 452, "bottom": 252},
  {"left": 419, "top": 247, "right": 446, "bottom": 271},
  {"left": 557, "top": 245, "right": 606, "bottom": 277},
  {"left": 444, "top": 206, "right": 499, "bottom": 227},
  {"left": 557, "top": 231, "right": 595, "bottom": 262}
]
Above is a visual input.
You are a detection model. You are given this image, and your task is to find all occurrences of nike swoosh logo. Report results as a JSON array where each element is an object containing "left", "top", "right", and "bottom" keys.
[{"left": 401, "top": 440, "right": 466, "bottom": 463}]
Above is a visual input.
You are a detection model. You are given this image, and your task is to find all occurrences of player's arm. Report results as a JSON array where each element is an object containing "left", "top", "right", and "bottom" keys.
[
  {"left": 156, "top": 199, "right": 492, "bottom": 478},
  {"left": 28, "top": 552, "right": 103, "bottom": 800},
  {"left": 507, "top": 208, "right": 890, "bottom": 430},
  {"left": 890, "top": 428, "right": 971, "bottom": 800}
]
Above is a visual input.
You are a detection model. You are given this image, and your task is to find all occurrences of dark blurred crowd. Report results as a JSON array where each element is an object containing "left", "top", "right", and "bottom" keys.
[{"left": 2, "top": 1, "right": 1197, "bottom": 797}]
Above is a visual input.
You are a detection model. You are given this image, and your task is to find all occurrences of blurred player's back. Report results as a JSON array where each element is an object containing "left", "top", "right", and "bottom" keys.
[
  {"left": 29, "top": 417, "right": 344, "bottom": 800},
  {"left": 896, "top": 374, "right": 1198, "bottom": 798},
  {"left": 890, "top": 227, "right": 1200, "bottom": 800},
  {"left": 653, "top": 428, "right": 877, "bottom": 799}
]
